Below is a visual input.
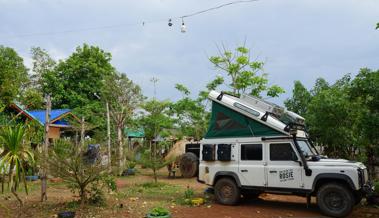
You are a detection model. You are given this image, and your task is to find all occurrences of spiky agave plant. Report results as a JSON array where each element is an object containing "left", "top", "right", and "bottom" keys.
[{"left": 0, "top": 125, "right": 34, "bottom": 207}]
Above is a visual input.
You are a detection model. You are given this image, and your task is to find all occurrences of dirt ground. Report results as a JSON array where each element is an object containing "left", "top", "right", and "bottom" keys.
[{"left": 1, "top": 168, "right": 378, "bottom": 218}]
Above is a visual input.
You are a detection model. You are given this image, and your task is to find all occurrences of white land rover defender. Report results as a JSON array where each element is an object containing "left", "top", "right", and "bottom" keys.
[{"left": 197, "top": 91, "right": 372, "bottom": 218}]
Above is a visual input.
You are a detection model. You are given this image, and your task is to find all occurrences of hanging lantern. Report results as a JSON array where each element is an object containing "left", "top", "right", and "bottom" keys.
[{"left": 181, "top": 18, "right": 186, "bottom": 33}]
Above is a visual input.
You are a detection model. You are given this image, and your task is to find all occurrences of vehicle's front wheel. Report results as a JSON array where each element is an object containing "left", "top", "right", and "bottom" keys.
[
  {"left": 317, "top": 183, "right": 354, "bottom": 217},
  {"left": 214, "top": 177, "right": 240, "bottom": 205}
]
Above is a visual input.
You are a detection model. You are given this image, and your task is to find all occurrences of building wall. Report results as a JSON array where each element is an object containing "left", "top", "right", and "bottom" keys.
[{"left": 48, "top": 127, "right": 61, "bottom": 139}]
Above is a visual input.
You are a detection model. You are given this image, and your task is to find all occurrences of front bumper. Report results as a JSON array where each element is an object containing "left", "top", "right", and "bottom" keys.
[{"left": 361, "top": 181, "right": 375, "bottom": 196}]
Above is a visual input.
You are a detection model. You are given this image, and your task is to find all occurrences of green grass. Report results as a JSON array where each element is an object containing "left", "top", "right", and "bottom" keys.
[{"left": 117, "top": 181, "right": 184, "bottom": 202}]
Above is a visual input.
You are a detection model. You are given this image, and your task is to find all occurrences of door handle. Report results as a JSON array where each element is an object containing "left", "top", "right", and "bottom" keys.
[
  {"left": 269, "top": 170, "right": 277, "bottom": 173},
  {"left": 241, "top": 169, "right": 248, "bottom": 172}
]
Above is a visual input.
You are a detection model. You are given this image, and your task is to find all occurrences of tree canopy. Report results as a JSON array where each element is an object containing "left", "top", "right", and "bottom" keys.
[
  {"left": 209, "top": 45, "right": 285, "bottom": 97},
  {"left": 0, "top": 46, "right": 28, "bottom": 106},
  {"left": 43, "top": 44, "right": 115, "bottom": 125}
]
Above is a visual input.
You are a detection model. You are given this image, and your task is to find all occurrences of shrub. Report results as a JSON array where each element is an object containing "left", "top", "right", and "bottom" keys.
[
  {"left": 47, "top": 140, "right": 109, "bottom": 204},
  {"left": 127, "top": 161, "right": 136, "bottom": 169},
  {"left": 184, "top": 186, "right": 195, "bottom": 199},
  {"left": 148, "top": 207, "right": 170, "bottom": 217}
]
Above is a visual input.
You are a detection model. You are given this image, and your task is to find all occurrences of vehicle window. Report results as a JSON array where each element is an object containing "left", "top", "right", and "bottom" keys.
[
  {"left": 297, "top": 140, "right": 316, "bottom": 157},
  {"left": 270, "top": 143, "right": 297, "bottom": 161},
  {"left": 241, "top": 144, "right": 262, "bottom": 161}
]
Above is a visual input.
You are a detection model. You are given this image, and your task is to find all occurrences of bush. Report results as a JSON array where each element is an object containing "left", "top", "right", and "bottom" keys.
[
  {"left": 184, "top": 186, "right": 195, "bottom": 199},
  {"left": 148, "top": 207, "right": 170, "bottom": 217},
  {"left": 88, "top": 184, "right": 106, "bottom": 206},
  {"left": 127, "top": 161, "right": 136, "bottom": 169},
  {"left": 373, "top": 181, "right": 379, "bottom": 194},
  {"left": 47, "top": 140, "right": 109, "bottom": 204}
]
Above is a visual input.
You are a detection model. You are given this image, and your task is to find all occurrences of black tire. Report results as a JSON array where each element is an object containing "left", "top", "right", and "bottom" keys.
[
  {"left": 179, "top": 152, "right": 198, "bottom": 178},
  {"left": 317, "top": 183, "right": 354, "bottom": 218},
  {"left": 214, "top": 177, "right": 240, "bottom": 205},
  {"left": 354, "top": 192, "right": 363, "bottom": 205}
]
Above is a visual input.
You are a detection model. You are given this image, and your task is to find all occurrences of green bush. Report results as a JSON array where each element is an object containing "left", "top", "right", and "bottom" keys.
[
  {"left": 373, "top": 181, "right": 379, "bottom": 194},
  {"left": 148, "top": 207, "right": 170, "bottom": 217},
  {"left": 184, "top": 186, "right": 194, "bottom": 199},
  {"left": 88, "top": 184, "right": 106, "bottom": 206},
  {"left": 103, "top": 175, "right": 117, "bottom": 192},
  {"left": 127, "top": 161, "right": 136, "bottom": 169}
]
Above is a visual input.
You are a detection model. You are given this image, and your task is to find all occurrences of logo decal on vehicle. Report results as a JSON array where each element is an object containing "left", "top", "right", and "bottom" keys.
[{"left": 279, "top": 169, "right": 294, "bottom": 182}]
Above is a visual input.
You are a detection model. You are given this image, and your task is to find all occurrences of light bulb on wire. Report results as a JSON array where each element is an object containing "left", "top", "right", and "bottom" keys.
[{"left": 181, "top": 18, "right": 186, "bottom": 33}]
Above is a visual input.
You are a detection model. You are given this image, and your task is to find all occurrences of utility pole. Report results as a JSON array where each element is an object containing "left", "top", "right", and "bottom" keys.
[
  {"left": 41, "top": 95, "right": 51, "bottom": 202},
  {"left": 150, "top": 77, "right": 158, "bottom": 100},
  {"left": 106, "top": 101, "right": 111, "bottom": 172}
]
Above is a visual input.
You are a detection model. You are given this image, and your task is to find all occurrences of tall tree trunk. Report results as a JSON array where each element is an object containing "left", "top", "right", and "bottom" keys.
[
  {"left": 153, "top": 167, "right": 157, "bottom": 183},
  {"left": 117, "top": 125, "right": 124, "bottom": 175},
  {"left": 106, "top": 101, "right": 111, "bottom": 172},
  {"left": 79, "top": 186, "right": 86, "bottom": 206}
]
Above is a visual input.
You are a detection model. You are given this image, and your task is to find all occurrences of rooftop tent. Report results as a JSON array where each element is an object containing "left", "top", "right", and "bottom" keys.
[{"left": 205, "top": 101, "right": 285, "bottom": 138}]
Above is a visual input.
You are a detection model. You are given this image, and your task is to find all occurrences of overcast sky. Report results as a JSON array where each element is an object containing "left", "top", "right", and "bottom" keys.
[{"left": 1, "top": 0, "right": 378, "bottom": 105}]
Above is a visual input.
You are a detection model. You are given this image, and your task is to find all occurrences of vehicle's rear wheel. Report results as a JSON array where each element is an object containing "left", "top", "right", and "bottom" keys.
[
  {"left": 317, "top": 183, "right": 354, "bottom": 217},
  {"left": 214, "top": 177, "right": 240, "bottom": 205}
]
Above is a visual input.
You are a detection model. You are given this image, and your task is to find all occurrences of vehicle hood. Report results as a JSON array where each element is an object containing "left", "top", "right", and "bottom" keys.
[{"left": 307, "top": 158, "right": 366, "bottom": 169}]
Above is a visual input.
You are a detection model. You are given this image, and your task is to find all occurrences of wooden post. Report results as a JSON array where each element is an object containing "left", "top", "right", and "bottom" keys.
[
  {"left": 41, "top": 95, "right": 51, "bottom": 202},
  {"left": 106, "top": 101, "right": 111, "bottom": 172}
]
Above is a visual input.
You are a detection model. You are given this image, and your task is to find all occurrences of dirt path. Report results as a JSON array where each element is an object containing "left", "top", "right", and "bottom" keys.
[{"left": 172, "top": 196, "right": 378, "bottom": 218}]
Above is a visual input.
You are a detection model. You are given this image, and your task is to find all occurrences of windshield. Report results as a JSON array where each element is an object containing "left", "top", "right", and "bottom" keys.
[{"left": 297, "top": 140, "right": 317, "bottom": 158}]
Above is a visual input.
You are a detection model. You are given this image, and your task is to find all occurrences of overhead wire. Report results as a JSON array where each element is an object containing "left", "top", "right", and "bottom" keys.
[{"left": 1, "top": 0, "right": 259, "bottom": 40}]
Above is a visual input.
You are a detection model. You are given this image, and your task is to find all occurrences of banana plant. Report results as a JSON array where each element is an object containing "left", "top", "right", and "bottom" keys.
[{"left": 0, "top": 125, "right": 34, "bottom": 207}]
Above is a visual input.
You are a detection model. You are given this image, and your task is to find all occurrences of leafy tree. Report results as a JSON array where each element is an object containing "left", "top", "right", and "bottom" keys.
[
  {"left": 30, "top": 47, "right": 56, "bottom": 91},
  {"left": 306, "top": 75, "right": 362, "bottom": 159},
  {"left": 42, "top": 44, "right": 115, "bottom": 127},
  {"left": 138, "top": 148, "right": 171, "bottom": 183},
  {"left": 19, "top": 47, "right": 57, "bottom": 109},
  {"left": 376, "top": 22, "right": 379, "bottom": 29},
  {"left": 310, "top": 78, "right": 329, "bottom": 96},
  {"left": 171, "top": 84, "right": 209, "bottom": 140},
  {"left": 198, "top": 75, "right": 225, "bottom": 102},
  {"left": 209, "top": 45, "right": 284, "bottom": 97},
  {"left": 350, "top": 68, "right": 379, "bottom": 178},
  {"left": 18, "top": 88, "right": 44, "bottom": 110},
  {"left": 139, "top": 99, "right": 173, "bottom": 182},
  {"left": 139, "top": 99, "right": 173, "bottom": 141},
  {"left": 0, "top": 46, "right": 28, "bottom": 106},
  {"left": 0, "top": 125, "right": 34, "bottom": 207},
  {"left": 101, "top": 72, "right": 143, "bottom": 173},
  {"left": 284, "top": 81, "right": 312, "bottom": 116}
]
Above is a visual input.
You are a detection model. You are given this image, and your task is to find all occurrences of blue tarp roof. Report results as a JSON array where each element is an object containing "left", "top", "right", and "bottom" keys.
[{"left": 28, "top": 109, "right": 71, "bottom": 126}]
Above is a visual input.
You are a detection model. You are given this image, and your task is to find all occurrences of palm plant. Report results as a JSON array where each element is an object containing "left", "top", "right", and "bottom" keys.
[{"left": 0, "top": 125, "right": 34, "bottom": 207}]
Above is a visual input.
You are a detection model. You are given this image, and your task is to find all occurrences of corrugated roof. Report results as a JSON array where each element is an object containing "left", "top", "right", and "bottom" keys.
[{"left": 28, "top": 109, "right": 71, "bottom": 125}]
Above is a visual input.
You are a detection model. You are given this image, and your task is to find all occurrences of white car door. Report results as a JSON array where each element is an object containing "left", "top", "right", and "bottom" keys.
[
  {"left": 238, "top": 143, "right": 266, "bottom": 187},
  {"left": 266, "top": 142, "right": 303, "bottom": 189}
]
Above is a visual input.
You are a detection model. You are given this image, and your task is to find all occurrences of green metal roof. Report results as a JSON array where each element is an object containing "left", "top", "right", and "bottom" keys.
[{"left": 124, "top": 128, "right": 145, "bottom": 138}]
